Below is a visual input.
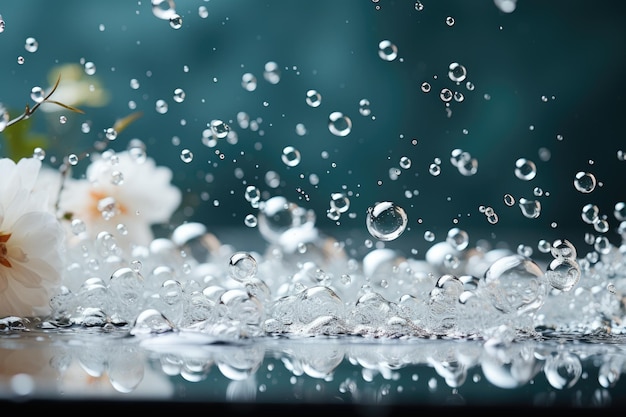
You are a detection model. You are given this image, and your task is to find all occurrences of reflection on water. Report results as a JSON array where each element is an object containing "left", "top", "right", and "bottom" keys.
[{"left": 1, "top": 323, "right": 625, "bottom": 409}]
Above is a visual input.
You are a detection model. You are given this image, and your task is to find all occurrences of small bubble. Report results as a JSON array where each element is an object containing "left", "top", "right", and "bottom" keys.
[
  {"left": 244, "top": 214, "right": 258, "bottom": 228},
  {"left": 241, "top": 73, "right": 257, "bottom": 91},
  {"left": 378, "top": 40, "right": 398, "bottom": 61},
  {"left": 514, "top": 158, "right": 537, "bottom": 181},
  {"left": 59, "top": 115, "right": 67, "bottom": 124},
  {"left": 421, "top": 82, "right": 431, "bottom": 93},
  {"left": 130, "top": 78, "right": 140, "bottom": 89},
  {"left": 172, "top": 88, "right": 185, "bottom": 103},
  {"left": 439, "top": 88, "right": 453, "bottom": 102},
  {"left": 169, "top": 14, "right": 183, "bottom": 29},
  {"left": 210, "top": 119, "right": 230, "bottom": 138},
  {"left": 30, "top": 86, "right": 45, "bottom": 103},
  {"left": 32, "top": 147, "right": 46, "bottom": 161},
  {"left": 84, "top": 61, "right": 96, "bottom": 75},
  {"left": 180, "top": 149, "right": 193, "bottom": 163},
  {"left": 365, "top": 201, "right": 408, "bottom": 241},
  {"left": 155, "top": 99, "right": 168, "bottom": 114},
  {"left": 445, "top": 16, "right": 455, "bottom": 26},
  {"left": 503, "top": 193, "right": 515, "bottom": 207},
  {"left": 152, "top": 0, "right": 177, "bottom": 20},
  {"left": 17, "top": 56, "right": 24, "bottom": 64},
  {"left": 229, "top": 251, "right": 258, "bottom": 282},
  {"left": 429, "top": 163, "right": 441, "bottom": 176},
  {"left": 281, "top": 146, "right": 301, "bottom": 167},
  {"left": 263, "top": 61, "right": 281, "bottom": 84},
  {"left": 414, "top": 1, "right": 424, "bottom": 11},
  {"left": 0, "top": 15, "right": 5, "bottom": 33},
  {"left": 305, "top": 89, "right": 322, "bottom": 107},
  {"left": 198, "top": 6, "right": 209, "bottom": 18},
  {"left": 573, "top": 171, "right": 597, "bottom": 193},
  {"left": 67, "top": 154, "right": 79, "bottom": 166},
  {"left": 358, "top": 98, "right": 371, "bottom": 116},
  {"left": 328, "top": 111, "right": 352, "bottom": 137},
  {"left": 105, "top": 127, "right": 118, "bottom": 140},
  {"left": 24, "top": 37, "right": 38, "bottom": 52},
  {"left": 448, "top": 62, "right": 467, "bottom": 83}
]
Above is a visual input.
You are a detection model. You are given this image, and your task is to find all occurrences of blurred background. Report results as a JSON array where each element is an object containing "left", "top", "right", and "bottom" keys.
[{"left": 0, "top": 0, "right": 624, "bottom": 256}]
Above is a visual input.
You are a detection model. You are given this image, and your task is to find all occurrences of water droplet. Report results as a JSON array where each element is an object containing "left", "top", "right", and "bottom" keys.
[
  {"left": 151, "top": 0, "right": 177, "bottom": 20},
  {"left": 399, "top": 156, "right": 412, "bottom": 169},
  {"left": 59, "top": 115, "right": 67, "bottom": 124},
  {"left": 155, "top": 99, "right": 168, "bottom": 114},
  {"left": 445, "top": 16, "right": 455, "bottom": 26},
  {"left": 24, "top": 37, "right": 38, "bottom": 52},
  {"left": 180, "top": 149, "right": 193, "bottom": 163},
  {"left": 358, "top": 98, "right": 371, "bottom": 116},
  {"left": 439, "top": 88, "right": 453, "bottom": 102},
  {"left": 573, "top": 171, "right": 597, "bottom": 193},
  {"left": 448, "top": 62, "right": 467, "bottom": 82},
  {"left": 105, "top": 127, "right": 118, "bottom": 140},
  {"left": 244, "top": 214, "right": 258, "bottom": 228},
  {"left": 198, "top": 5, "right": 209, "bottom": 18},
  {"left": 429, "top": 163, "right": 441, "bottom": 176},
  {"left": 446, "top": 227, "right": 469, "bottom": 251},
  {"left": 546, "top": 257, "right": 580, "bottom": 292},
  {"left": 130, "top": 309, "right": 175, "bottom": 335},
  {"left": 263, "top": 61, "right": 281, "bottom": 84},
  {"left": 330, "top": 192, "right": 350, "bottom": 213},
  {"left": 514, "top": 158, "right": 537, "bottom": 180},
  {"left": 414, "top": 1, "right": 424, "bottom": 11},
  {"left": 281, "top": 146, "right": 301, "bottom": 167},
  {"left": 0, "top": 15, "right": 5, "bottom": 33},
  {"left": 67, "top": 154, "right": 79, "bottom": 165},
  {"left": 169, "top": 14, "right": 183, "bottom": 29},
  {"left": 210, "top": 119, "right": 230, "bottom": 138},
  {"left": 30, "top": 86, "right": 45, "bottom": 103},
  {"left": 241, "top": 73, "right": 257, "bottom": 91},
  {"left": 366, "top": 201, "right": 408, "bottom": 241},
  {"left": 328, "top": 111, "right": 352, "bottom": 137},
  {"left": 305, "top": 89, "right": 322, "bottom": 107},
  {"left": 17, "top": 56, "right": 24, "bottom": 65},
  {"left": 84, "top": 61, "right": 96, "bottom": 75},
  {"left": 378, "top": 40, "right": 398, "bottom": 61},
  {"left": 503, "top": 193, "right": 516, "bottom": 207},
  {"left": 550, "top": 239, "right": 577, "bottom": 260},
  {"left": 421, "top": 82, "right": 431, "bottom": 93},
  {"left": 229, "top": 251, "right": 258, "bottom": 282},
  {"left": 518, "top": 197, "right": 541, "bottom": 219},
  {"left": 173, "top": 88, "right": 185, "bottom": 103}
]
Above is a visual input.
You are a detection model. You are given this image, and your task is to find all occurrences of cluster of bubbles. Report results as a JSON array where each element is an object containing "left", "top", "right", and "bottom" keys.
[{"left": 37, "top": 183, "right": 626, "bottom": 343}]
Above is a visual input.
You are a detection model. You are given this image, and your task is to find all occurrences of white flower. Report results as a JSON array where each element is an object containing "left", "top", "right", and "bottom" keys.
[
  {"left": 58, "top": 150, "right": 182, "bottom": 250},
  {"left": 0, "top": 157, "right": 65, "bottom": 318}
]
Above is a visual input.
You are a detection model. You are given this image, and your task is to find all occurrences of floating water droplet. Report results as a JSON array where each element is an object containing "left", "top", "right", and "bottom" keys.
[
  {"left": 281, "top": 146, "right": 301, "bottom": 167},
  {"left": 229, "top": 252, "right": 258, "bottom": 282},
  {"left": 448, "top": 62, "right": 467, "bottom": 82},
  {"left": 180, "top": 149, "right": 193, "bottom": 163},
  {"left": 414, "top": 1, "right": 424, "bottom": 11},
  {"left": 518, "top": 198, "right": 541, "bottom": 219},
  {"left": 84, "top": 61, "right": 96, "bottom": 75},
  {"left": 105, "top": 127, "right": 118, "bottom": 140},
  {"left": 445, "top": 16, "right": 455, "bottom": 26},
  {"left": 0, "top": 15, "right": 5, "bottom": 33},
  {"left": 30, "top": 86, "right": 45, "bottom": 103},
  {"left": 581, "top": 203, "right": 599, "bottom": 224},
  {"left": 573, "top": 171, "right": 597, "bottom": 193},
  {"left": 503, "top": 193, "right": 515, "bottom": 207},
  {"left": 210, "top": 119, "right": 230, "bottom": 138},
  {"left": 550, "top": 239, "right": 577, "bottom": 260},
  {"left": 241, "top": 73, "right": 257, "bottom": 91},
  {"left": 546, "top": 257, "right": 580, "bottom": 292},
  {"left": 399, "top": 156, "right": 412, "bottom": 169},
  {"left": 446, "top": 227, "right": 469, "bottom": 251},
  {"left": 169, "top": 14, "right": 183, "bottom": 29},
  {"left": 439, "top": 88, "right": 453, "bottom": 102},
  {"left": 514, "top": 158, "right": 537, "bottom": 181},
  {"left": 244, "top": 214, "right": 258, "bottom": 227},
  {"left": 59, "top": 115, "right": 67, "bottom": 124},
  {"left": 328, "top": 111, "right": 352, "bottom": 137},
  {"left": 173, "top": 88, "right": 185, "bottom": 103},
  {"left": 378, "top": 40, "right": 398, "bottom": 61},
  {"left": 198, "top": 5, "right": 209, "bottom": 18},
  {"left": 17, "top": 56, "right": 24, "bottom": 65},
  {"left": 421, "top": 82, "right": 431, "bottom": 93},
  {"left": 151, "top": 0, "right": 177, "bottom": 20},
  {"left": 366, "top": 201, "right": 408, "bottom": 241},
  {"left": 24, "top": 37, "right": 38, "bottom": 52},
  {"left": 155, "top": 99, "right": 168, "bottom": 114},
  {"left": 330, "top": 192, "right": 350, "bottom": 213},
  {"left": 263, "top": 61, "right": 281, "bottom": 84},
  {"left": 358, "top": 98, "right": 371, "bottom": 116},
  {"left": 305, "top": 89, "right": 322, "bottom": 107}
]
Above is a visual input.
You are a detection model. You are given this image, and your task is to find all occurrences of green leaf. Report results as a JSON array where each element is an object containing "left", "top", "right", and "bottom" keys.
[{"left": 0, "top": 114, "right": 49, "bottom": 161}]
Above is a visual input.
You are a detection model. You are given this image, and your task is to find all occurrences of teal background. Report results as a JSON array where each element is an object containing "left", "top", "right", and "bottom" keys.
[{"left": 0, "top": 0, "right": 624, "bottom": 255}]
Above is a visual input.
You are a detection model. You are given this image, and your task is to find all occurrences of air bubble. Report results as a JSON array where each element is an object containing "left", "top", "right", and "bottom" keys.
[
  {"left": 573, "top": 171, "right": 596, "bottom": 193},
  {"left": 229, "top": 252, "right": 258, "bottom": 282},
  {"left": 448, "top": 62, "right": 467, "bottom": 82},
  {"left": 378, "top": 40, "right": 398, "bottom": 61},
  {"left": 241, "top": 73, "right": 257, "bottom": 91},
  {"left": 365, "top": 201, "right": 408, "bottom": 241},
  {"left": 281, "top": 146, "right": 301, "bottom": 167},
  {"left": 173, "top": 88, "right": 185, "bottom": 103},
  {"left": 328, "top": 112, "right": 352, "bottom": 137},
  {"left": 306, "top": 90, "right": 322, "bottom": 107},
  {"left": 514, "top": 158, "right": 537, "bottom": 181},
  {"left": 24, "top": 37, "right": 38, "bottom": 52}
]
